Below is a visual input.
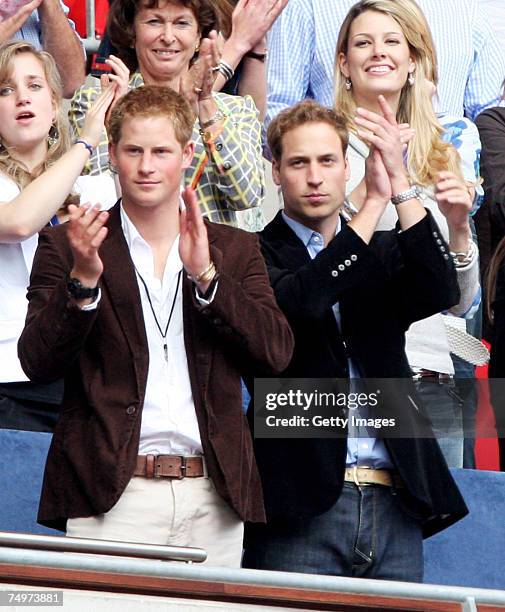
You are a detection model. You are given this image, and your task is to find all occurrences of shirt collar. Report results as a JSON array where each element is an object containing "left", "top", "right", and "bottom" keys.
[{"left": 281, "top": 210, "right": 341, "bottom": 247}]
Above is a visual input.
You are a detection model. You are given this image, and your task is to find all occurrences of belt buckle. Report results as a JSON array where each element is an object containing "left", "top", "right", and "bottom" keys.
[{"left": 178, "top": 456, "right": 187, "bottom": 479}]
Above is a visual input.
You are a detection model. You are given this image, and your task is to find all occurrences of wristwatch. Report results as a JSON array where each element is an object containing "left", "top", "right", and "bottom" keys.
[
  {"left": 67, "top": 277, "right": 99, "bottom": 300},
  {"left": 391, "top": 185, "right": 420, "bottom": 206}
]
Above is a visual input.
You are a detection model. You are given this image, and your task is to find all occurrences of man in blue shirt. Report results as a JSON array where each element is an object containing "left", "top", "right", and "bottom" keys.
[{"left": 244, "top": 100, "right": 468, "bottom": 582}]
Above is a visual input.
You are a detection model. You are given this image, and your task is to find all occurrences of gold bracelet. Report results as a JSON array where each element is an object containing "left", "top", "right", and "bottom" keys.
[{"left": 189, "top": 261, "right": 216, "bottom": 284}]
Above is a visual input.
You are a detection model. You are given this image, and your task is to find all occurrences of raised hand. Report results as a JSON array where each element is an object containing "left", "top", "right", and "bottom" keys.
[
  {"left": 179, "top": 187, "right": 214, "bottom": 293},
  {"left": 364, "top": 146, "right": 392, "bottom": 208},
  {"left": 229, "top": 0, "right": 288, "bottom": 53},
  {"left": 0, "top": 0, "right": 42, "bottom": 44},
  {"left": 68, "top": 204, "right": 109, "bottom": 290},
  {"left": 79, "top": 82, "right": 117, "bottom": 148},
  {"left": 100, "top": 55, "right": 130, "bottom": 125},
  {"left": 180, "top": 31, "right": 220, "bottom": 114},
  {"left": 354, "top": 95, "right": 409, "bottom": 185},
  {"left": 435, "top": 170, "right": 472, "bottom": 237}
]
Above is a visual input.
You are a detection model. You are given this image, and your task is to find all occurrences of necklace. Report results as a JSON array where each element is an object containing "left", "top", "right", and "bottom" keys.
[{"left": 135, "top": 268, "right": 182, "bottom": 362}]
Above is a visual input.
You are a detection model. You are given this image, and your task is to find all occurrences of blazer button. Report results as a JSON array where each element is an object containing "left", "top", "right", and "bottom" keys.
[
  {"left": 351, "top": 254, "right": 357, "bottom": 261},
  {"left": 213, "top": 317, "right": 222, "bottom": 325},
  {"left": 345, "top": 259, "right": 351, "bottom": 266},
  {"left": 338, "top": 264, "right": 345, "bottom": 271},
  {"left": 331, "top": 270, "right": 338, "bottom": 277},
  {"left": 126, "top": 405, "right": 136, "bottom": 415},
  {"left": 443, "top": 254, "right": 450, "bottom": 260}
]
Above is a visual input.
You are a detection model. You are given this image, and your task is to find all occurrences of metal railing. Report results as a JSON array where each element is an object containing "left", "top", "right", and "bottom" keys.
[
  {"left": 82, "top": 0, "right": 100, "bottom": 54},
  {"left": 0, "top": 531, "right": 206, "bottom": 564}
]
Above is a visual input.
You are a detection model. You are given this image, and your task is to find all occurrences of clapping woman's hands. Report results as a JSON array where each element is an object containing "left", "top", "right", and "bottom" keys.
[
  {"left": 100, "top": 55, "right": 130, "bottom": 125},
  {"left": 354, "top": 96, "right": 408, "bottom": 184},
  {"left": 180, "top": 31, "right": 220, "bottom": 115}
]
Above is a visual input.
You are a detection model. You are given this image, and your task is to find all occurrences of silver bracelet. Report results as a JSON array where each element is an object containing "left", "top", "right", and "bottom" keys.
[
  {"left": 217, "top": 60, "right": 234, "bottom": 82},
  {"left": 390, "top": 185, "right": 420, "bottom": 205},
  {"left": 450, "top": 239, "right": 478, "bottom": 269},
  {"left": 342, "top": 197, "right": 359, "bottom": 220}
]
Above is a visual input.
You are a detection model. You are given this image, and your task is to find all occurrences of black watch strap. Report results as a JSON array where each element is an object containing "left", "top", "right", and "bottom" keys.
[{"left": 67, "top": 277, "right": 99, "bottom": 300}]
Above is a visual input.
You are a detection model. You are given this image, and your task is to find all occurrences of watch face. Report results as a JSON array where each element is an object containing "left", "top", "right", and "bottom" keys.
[{"left": 67, "top": 278, "right": 98, "bottom": 299}]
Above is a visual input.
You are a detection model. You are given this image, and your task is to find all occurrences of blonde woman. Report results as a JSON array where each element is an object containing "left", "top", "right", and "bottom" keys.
[
  {"left": 0, "top": 42, "right": 117, "bottom": 432},
  {"left": 333, "top": 0, "right": 482, "bottom": 467}
]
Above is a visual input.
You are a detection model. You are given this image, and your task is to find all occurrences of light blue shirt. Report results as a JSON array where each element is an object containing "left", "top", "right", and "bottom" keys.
[
  {"left": 13, "top": 1, "right": 79, "bottom": 50},
  {"left": 267, "top": 0, "right": 505, "bottom": 124},
  {"left": 281, "top": 211, "right": 393, "bottom": 468}
]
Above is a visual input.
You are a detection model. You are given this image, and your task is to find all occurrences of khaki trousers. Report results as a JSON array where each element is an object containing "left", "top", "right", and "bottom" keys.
[{"left": 66, "top": 475, "right": 244, "bottom": 568}]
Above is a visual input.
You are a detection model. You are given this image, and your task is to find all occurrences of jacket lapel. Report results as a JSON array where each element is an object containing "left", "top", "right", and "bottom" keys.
[{"left": 100, "top": 204, "right": 149, "bottom": 387}]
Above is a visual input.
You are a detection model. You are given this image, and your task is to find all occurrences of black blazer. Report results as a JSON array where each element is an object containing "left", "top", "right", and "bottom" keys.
[{"left": 251, "top": 211, "right": 468, "bottom": 537}]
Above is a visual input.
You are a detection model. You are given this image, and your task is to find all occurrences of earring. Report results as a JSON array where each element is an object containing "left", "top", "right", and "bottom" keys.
[
  {"left": 0, "top": 137, "right": 4, "bottom": 152},
  {"left": 408, "top": 72, "right": 415, "bottom": 86},
  {"left": 345, "top": 78, "right": 352, "bottom": 91},
  {"left": 47, "top": 124, "right": 59, "bottom": 147}
]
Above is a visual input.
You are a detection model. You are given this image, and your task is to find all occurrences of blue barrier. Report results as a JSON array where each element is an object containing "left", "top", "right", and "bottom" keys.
[
  {"left": 423, "top": 467, "right": 505, "bottom": 589},
  {"left": 0, "top": 429, "right": 58, "bottom": 535},
  {"left": 1, "top": 429, "right": 504, "bottom": 589}
]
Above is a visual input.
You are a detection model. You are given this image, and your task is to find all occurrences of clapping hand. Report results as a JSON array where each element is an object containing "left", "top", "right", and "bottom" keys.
[
  {"left": 179, "top": 188, "right": 214, "bottom": 293},
  {"left": 435, "top": 171, "right": 472, "bottom": 230},
  {"left": 354, "top": 95, "right": 409, "bottom": 184},
  {"left": 100, "top": 55, "right": 130, "bottom": 126},
  {"left": 180, "top": 31, "right": 220, "bottom": 114},
  {"left": 229, "top": 0, "right": 288, "bottom": 53},
  {"left": 0, "top": 0, "right": 42, "bottom": 43},
  {"left": 68, "top": 204, "right": 109, "bottom": 293}
]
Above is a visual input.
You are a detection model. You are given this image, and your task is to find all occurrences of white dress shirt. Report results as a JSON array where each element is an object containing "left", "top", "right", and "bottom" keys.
[{"left": 120, "top": 206, "right": 203, "bottom": 456}]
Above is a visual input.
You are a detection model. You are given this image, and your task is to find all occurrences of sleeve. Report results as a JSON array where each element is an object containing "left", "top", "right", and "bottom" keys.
[
  {"left": 68, "top": 83, "right": 110, "bottom": 175},
  {"left": 192, "top": 94, "right": 265, "bottom": 215},
  {"left": 265, "top": 0, "right": 315, "bottom": 127},
  {"left": 440, "top": 115, "right": 484, "bottom": 212},
  {"left": 18, "top": 229, "right": 99, "bottom": 383},
  {"left": 261, "top": 214, "right": 460, "bottom": 331},
  {"left": 463, "top": 6, "right": 505, "bottom": 120},
  {"left": 192, "top": 231, "right": 294, "bottom": 374},
  {"left": 476, "top": 108, "right": 505, "bottom": 240}
]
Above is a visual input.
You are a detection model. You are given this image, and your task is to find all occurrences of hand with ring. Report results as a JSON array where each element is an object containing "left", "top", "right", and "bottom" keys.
[{"left": 180, "top": 30, "right": 221, "bottom": 114}]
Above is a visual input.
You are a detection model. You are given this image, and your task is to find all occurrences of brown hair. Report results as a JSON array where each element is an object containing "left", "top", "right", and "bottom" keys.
[
  {"left": 0, "top": 42, "right": 70, "bottom": 190},
  {"left": 334, "top": 0, "right": 463, "bottom": 187},
  {"left": 107, "top": 0, "right": 220, "bottom": 72},
  {"left": 267, "top": 100, "right": 349, "bottom": 162},
  {"left": 108, "top": 85, "right": 195, "bottom": 147}
]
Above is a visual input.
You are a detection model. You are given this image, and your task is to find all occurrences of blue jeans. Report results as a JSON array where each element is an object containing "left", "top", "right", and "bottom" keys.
[
  {"left": 243, "top": 482, "right": 423, "bottom": 582},
  {"left": 414, "top": 378, "right": 464, "bottom": 468}
]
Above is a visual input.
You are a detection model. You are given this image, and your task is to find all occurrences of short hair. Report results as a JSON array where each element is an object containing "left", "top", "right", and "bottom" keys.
[
  {"left": 107, "top": 0, "right": 219, "bottom": 72},
  {"left": 267, "top": 100, "right": 349, "bottom": 162},
  {"left": 108, "top": 85, "right": 195, "bottom": 147}
]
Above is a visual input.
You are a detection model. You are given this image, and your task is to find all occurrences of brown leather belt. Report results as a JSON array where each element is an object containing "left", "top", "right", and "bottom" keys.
[
  {"left": 412, "top": 369, "right": 453, "bottom": 380},
  {"left": 134, "top": 454, "right": 205, "bottom": 479},
  {"left": 344, "top": 466, "right": 403, "bottom": 488}
]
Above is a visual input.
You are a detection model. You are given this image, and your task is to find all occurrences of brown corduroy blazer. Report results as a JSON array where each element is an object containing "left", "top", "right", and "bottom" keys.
[{"left": 18, "top": 203, "right": 294, "bottom": 531}]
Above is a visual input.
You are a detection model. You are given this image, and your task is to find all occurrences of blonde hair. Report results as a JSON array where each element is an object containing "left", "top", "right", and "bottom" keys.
[
  {"left": 333, "top": 0, "right": 462, "bottom": 187},
  {"left": 0, "top": 42, "right": 71, "bottom": 190}
]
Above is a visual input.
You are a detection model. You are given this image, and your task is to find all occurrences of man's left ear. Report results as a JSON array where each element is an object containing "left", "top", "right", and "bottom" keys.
[
  {"left": 108, "top": 142, "right": 117, "bottom": 167},
  {"left": 182, "top": 142, "right": 195, "bottom": 169},
  {"left": 344, "top": 157, "right": 351, "bottom": 182}
]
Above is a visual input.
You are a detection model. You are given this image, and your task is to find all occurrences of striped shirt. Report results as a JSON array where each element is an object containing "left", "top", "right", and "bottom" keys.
[
  {"left": 267, "top": 0, "right": 505, "bottom": 124},
  {"left": 69, "top": 72, "right": 265, "bottom": 227},
  {"left": 12, "top": 1, "right": 79, "bottom": 50}
]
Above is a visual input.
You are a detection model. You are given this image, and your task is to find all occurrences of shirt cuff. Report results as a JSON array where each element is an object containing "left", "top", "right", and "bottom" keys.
[
  {"left": 79, "top": 288, "right": 101, "bottom": 311},
  {"left": 194, "top": 281, "right": 219, "bottom": 305}
]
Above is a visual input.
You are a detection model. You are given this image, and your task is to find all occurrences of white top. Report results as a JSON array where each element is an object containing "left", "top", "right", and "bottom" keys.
[
  {"left": 346, "top": 134, "right": 480, "bottom": 374},
  {"left": 120, "top": 206, "right": 203, "bottom": 456},
  {"left": 0, "top": 172, "right": 117, "bottom": 383}
]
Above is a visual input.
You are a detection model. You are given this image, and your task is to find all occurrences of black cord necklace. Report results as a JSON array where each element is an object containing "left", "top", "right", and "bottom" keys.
[{"left": 135, "top": 268, "right": 182, "bottom": 363}]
